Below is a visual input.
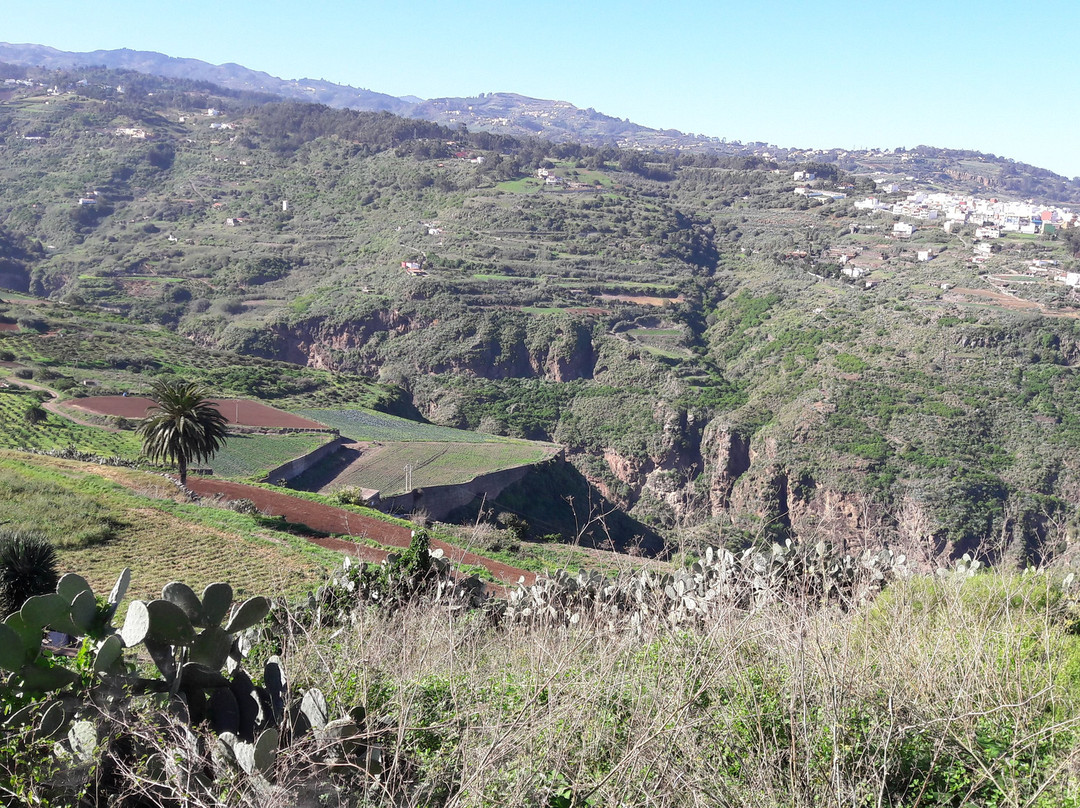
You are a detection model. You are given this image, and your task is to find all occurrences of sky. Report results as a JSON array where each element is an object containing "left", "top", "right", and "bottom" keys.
[{"left": 6, "top": 1, "right": 1080, "bottom": 179}]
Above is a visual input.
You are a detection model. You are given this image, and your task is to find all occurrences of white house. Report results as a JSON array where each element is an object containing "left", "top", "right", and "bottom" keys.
[{"left": 893, "top": 221, "right": 915, "bottom": 238}]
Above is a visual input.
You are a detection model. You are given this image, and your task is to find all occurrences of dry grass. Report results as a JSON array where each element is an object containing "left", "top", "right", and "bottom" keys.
[
  {"left": 58, "top": 506, "right": 323, "bottom": 603},
  {"left": 0, "top": 450, "right": 332, "bottom": 604},
  {"left": 276, "top": 572, "right": 1080, "bottom": 807}
]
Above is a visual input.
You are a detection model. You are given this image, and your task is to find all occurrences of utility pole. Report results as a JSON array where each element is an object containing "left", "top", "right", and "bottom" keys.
[{"left": 404, "top": 464, "right": 414, "bottom": 491}]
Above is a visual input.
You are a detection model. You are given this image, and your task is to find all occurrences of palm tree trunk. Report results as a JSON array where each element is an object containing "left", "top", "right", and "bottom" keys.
[{"left": 178, "top": 455, "right": 187, "bottom": 487}]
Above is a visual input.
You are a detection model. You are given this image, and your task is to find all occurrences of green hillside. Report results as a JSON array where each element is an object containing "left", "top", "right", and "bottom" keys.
[{"left": 0, "top": 62, "right": 1078, "bottom": 564}]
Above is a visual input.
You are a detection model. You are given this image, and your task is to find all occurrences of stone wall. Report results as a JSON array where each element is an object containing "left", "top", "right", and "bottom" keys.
[{"left": 376, "top": 462, "right": 539, "bottom": 521}]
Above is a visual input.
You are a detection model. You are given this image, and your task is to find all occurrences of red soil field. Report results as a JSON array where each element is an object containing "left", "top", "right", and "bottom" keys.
[
  {"left": 71, "top": 396, "right": 326, "bottom": 429},
  {"left": 0, "top": 322, "right": 18, "bottom": 332},
  {"left": 187, "top": 478, "right": 536, "bottom": 590}
]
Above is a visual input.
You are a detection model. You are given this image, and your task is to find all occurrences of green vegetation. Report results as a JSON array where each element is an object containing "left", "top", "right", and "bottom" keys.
[
  {"left": 309, "top": 441, "right": 554, "bottom": 496},
  {"left": 0, "top": 61, "right": 1078, "bottom": 561},
  {"left": 6, "top": 521, "right": 1080, "bottom": 806},
  {"left": 0, "top": 450, "right": 331, "bottom": 601},
  {"left": 204, "top": 432, "right": 330, "bottom": 480},
  {"left": 297, "top": 408, "right": 509, "bottom": 443},
  {"left": 0, "top": 388, "right": 141, "bottom": 456},
  {"left": 137, "top": 378, "right": 230, "bottom": 485},
  {"left": 0, "top": 529, "right": 58, "bottom": 616}
]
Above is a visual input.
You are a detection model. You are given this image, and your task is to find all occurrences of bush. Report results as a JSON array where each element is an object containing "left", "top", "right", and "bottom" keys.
[{"left": 16, "top": 317, "right": 47, "bottom": 333}]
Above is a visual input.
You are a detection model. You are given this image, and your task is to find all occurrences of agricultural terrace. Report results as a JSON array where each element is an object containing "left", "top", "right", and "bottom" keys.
[
  {"left": 73, "top": 396, "right": 326, "bottom": 429},
  {"left": 0, "top": 388, "right": 141, "bottom": 456},
  {"left": 296, "top": 408, "right": 512, "bottom": 443},
  {"left": 204, "top": 432, "right": 333, "bottom": 480},
  {"left": 307, "top": 441, "right": 557, "bottom": 496}
]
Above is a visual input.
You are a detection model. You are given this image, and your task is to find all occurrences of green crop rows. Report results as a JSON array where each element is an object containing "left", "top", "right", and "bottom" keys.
[
  {"left": 296, "top": 408, "right": 510, "bottom": 443},
  {"left": 325, "top": 441, "right": 554, "bottom": 495},
  {"left": 205, "top": 433, "right": 331, "bottom": 480},
  {"left": 0, "top": 388, "right": 141, "bottom": 456}
]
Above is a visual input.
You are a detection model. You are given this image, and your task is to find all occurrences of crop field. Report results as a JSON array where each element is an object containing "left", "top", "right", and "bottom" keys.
[
  {"left": 296, "top": 408, "right": 511, "bottom": 443},
  {"left": 316, "top": 441, "right": 555, "bottom": 496},
  {"left": 623, "top": 327, "right": 693, "bottom": 359},
  {"left": 520, "top": 305, "right": 611, "bottom": 316},
  {"left": 0, "top": 388, "right": 141, "bottom": 455},
  {"left": 74, "top": 396, "right": 326, "bottom": 428},
  {"left": 205, "top": 432, "right": 331, "bottom": 479},
  {"left": 598, "top": 293, "right": 685, "bottom": 307},
  {"left": 494, "top": 177, "right": 543, "bottom": 194}
]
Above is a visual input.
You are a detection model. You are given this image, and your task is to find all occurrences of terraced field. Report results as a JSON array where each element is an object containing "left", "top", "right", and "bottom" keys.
[
  {"left": 0, "top": 451, "right": 331, "bottom": 602},
  {"left": 0, "top": 387, "right": 141, "bottom": 456},
  {"left": 204, "top": 432, "right": 332, "bottom": 480},
  {"left": 309, "top": 440, "right": 556, "bottom": 496},
  {"left": 296, "top": 408, "right": 505, "bottom": 443}
]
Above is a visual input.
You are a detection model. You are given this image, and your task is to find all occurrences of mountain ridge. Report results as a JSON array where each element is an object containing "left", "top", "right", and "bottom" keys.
[{"left": 2, "top": 41, "right": 1078, "bottom": 199}]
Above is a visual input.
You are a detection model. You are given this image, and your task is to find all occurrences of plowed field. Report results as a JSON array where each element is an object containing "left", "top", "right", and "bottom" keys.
[
  {"left": 72, "top": 396, "right": 326, "bottom": 428},
  {"left": 186, "top": 478, "right": 536, "bottom": 589}
]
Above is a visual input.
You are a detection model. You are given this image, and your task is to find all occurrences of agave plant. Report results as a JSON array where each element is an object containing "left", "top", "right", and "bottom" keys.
[
  {"left": 137, "top": 379, "right": 229, "bottom": 486},
  {"left": 0, "top": 529, "right": 59, "bottom": 617}
]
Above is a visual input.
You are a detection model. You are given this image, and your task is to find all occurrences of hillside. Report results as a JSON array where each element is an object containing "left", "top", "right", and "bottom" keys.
[
  {"left": 3, "top": 43, "right": 1077, "bottom": 203},
  {"left": 0, "top": 63, "right": 1079, "bottom": 566}
]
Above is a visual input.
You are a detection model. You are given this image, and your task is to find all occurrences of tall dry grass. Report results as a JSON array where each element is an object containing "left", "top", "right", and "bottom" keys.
[{"left": 275, "top": 570, "right": 1080, "bottom": 807}]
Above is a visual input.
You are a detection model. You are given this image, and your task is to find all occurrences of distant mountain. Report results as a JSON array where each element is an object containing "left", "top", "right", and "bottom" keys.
[
  {"left": 408, "top": 92, "right": 715, "bottom": 150},
  {"left": 0, "top": 42, "right": 412, "bottom": 114},
  {"left": 0, "top": 42, "right": 711, "bottom": 150}
]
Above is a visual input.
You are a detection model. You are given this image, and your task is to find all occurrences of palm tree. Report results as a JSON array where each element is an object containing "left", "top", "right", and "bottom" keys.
[{"left": 138, "top": 379, "right": 229, "bottom": 486}]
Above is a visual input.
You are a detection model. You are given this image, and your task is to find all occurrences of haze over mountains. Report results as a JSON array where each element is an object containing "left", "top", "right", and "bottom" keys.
[
  {"left": 0, "top": 42, "right": 690, "bottom": 149},
  {"left": 3, "top": 40, "right": 1079, "bottom": 199}
]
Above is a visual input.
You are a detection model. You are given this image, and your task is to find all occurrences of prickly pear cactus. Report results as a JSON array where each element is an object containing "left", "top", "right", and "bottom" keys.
[{"left": 502, "top": 541, "right": 907, "bottom": 628}]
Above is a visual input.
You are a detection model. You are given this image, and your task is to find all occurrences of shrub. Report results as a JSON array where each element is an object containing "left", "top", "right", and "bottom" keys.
[
  {"left": 16, "top": 317, "right": 47, "bottom": 333},
  {"left": 0, "top": 530, "right": 58, "bottom": 616}
]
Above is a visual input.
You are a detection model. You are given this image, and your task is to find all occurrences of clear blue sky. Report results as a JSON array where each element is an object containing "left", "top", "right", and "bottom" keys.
[{"left": 7, "top": 1, "right": 1080, "bottom": 179}]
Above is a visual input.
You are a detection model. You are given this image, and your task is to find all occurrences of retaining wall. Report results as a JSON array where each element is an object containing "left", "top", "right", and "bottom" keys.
[{"left": 375, "top": 461, "right": 540, "bottom": 521}]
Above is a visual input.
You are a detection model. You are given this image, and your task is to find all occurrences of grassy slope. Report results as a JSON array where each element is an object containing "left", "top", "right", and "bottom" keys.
[
  {"left": 319, "top": 441, "right": 554, "bottom": 496},
  {"left": 297, "top": 407, "right": 533, "bottom": 444},
  {"left": 0, "top": 450, "right": 334, "bottom": 601},
  {"left": 206, "top": 431, "right": 331, "bottom": 479}
]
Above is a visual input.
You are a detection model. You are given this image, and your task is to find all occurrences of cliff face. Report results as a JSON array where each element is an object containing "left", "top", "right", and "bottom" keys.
[
  {"left": 214, "top": 313, "right": 953, "bottom": 559},
  {"left": 268, "top": 311, "right": 423, "bottom": 371},
  {"left": 260, "top": 314, "right": 596, "bottom": 383},
  {"left": 700, "top": 421, "right": 751, "bottom": 513}
]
